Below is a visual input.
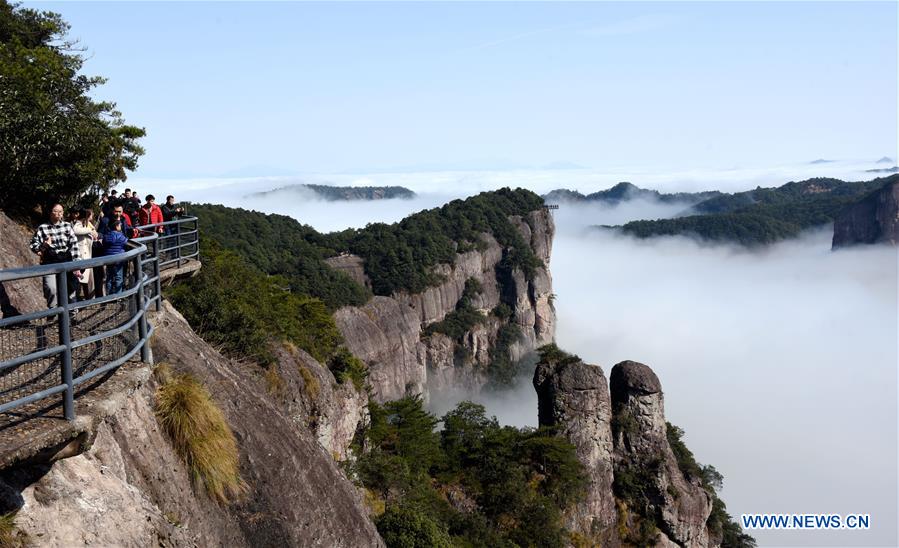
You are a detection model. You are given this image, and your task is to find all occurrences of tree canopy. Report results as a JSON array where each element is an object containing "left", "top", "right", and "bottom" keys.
[
  {"left": 0, "top": 1, "right": 145, "bottom": 214},
  {"left": 617, "top": 176, "right": 894, "bottom": 246}
]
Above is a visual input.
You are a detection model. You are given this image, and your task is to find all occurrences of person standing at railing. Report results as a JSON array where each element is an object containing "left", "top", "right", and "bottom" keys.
[
  {"left": 161, "top": 195, "right": 184, "bottom": 225},
  {"left": 102, "top": 220, "right": 129, "bottom": 295},
  {"left": 29, "top": 204, "right": 83, "bottom": 308},
  {"left": 138, "top": 194, "right": 164, "bottom": 233},
  {"left": 161, "top": 195, "right": 184, "bottom": 249},
  {"left": 98, "top": 204, "right": 133, "bottom": 237},
  {"left": 72, "top": 208, "right": 99, "bottom": 301}
]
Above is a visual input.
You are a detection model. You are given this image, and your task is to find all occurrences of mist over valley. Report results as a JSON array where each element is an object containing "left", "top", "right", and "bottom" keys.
[{"left": 135, "top": 160, "right": 898, "bottom": 546}]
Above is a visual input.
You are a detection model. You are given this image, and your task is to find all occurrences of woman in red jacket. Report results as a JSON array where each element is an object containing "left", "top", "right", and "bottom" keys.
[{"left": 138, "top": 194, "right": 165, "bottom": 233}]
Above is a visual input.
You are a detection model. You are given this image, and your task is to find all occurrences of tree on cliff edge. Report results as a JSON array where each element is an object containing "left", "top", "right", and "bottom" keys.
[{"left": 0, "top": 1, "right": 145, "bottom": 215}]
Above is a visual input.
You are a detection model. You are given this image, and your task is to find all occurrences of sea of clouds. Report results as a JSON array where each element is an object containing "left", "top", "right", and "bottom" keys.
[{"left": 133, "top": 158, "right": 897, "bottom": 545}]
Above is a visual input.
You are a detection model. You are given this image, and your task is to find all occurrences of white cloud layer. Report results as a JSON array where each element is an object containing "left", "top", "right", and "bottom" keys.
[{"left": 131, "top": 160, "right": 898, "bottom": 545}]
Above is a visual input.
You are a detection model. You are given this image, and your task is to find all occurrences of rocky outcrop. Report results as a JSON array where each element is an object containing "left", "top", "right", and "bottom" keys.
[
  {"left": 324, "top": 254, "right": 371, "bottom": 289},
  {"left": 0, "top": 211, "right": 43, "bottom": 318},
  {"left": 610, "top": 361, "right": 713, "bottom": 548},
  {"left": 535, "top": 354, "right": 717, "bottom": 547},
  {"left": 534, "top": 354, "right": 616, "bottom": 541},
  {"left": 832, "top": 177, "right": 899, "bottom": 248},
  {"left": 269, "top": 343, "right": 367, "bottom": 460},
  {"left": 0, "top": 301, "right": 383, "bottom": 547},
  {"left": 335, "top": 209, "right": 556, "bottom": 402}
]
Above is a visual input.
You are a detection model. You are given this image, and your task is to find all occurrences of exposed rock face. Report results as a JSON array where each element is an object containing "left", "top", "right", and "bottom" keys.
[
  {"left": 335, "top": 209, "right": 556, "bottom": 403},
  {"left": 536, "top": 356, "right": 717, "bottom": 547},
  {"left": 832, "top": 178, "right": 899, "bottom": 248},
  {"left": 0, "top": 211, "right": 43, "bottom": 318},
  {"left": 270, "top": 343, "right": 367, "bottom": 460},
  {"left": 610, "top": 361, "right": 713, "bottom": 548},
  {"left": 4, "top": 386, "right": 243, "bottom": 547},
  {"left": 324, "top": 254, "right": 371, "bottom": 289},
  {"left": 0, "top": 302, "right": 383, "bottom": 547},
  {"left": 533, "top": 356, "right": 616, "bottom": 540},
  {"left": 150, "top": 303, "right": 383, "bottom": 546}
]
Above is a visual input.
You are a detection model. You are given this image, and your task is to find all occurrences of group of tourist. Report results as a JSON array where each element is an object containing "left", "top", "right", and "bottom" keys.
[{"left": 29, "top": 191, "right": 186, "bottom": 308}]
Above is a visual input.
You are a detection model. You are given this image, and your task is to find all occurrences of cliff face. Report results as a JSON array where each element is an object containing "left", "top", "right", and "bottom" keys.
[
  {"left": 0, "top": 299, "right": 382, "bottom": 547},
  {"left": 334, "top": 209, "right": 556, "bottom": 402},
  {"left": 610, "top": 361, "right": 713, "bottom": 548},
  {"left": 832, "top": 178, "right": 899, "bottom": 248},
  {"left": 0, "top": 212, "right": 43, "bottom": 318},
  {"left": 535, "top": 356, "right": 715, "bottom": 547},
  {"left": 533, "top": 354, "right": 617, "bottom": 541}
]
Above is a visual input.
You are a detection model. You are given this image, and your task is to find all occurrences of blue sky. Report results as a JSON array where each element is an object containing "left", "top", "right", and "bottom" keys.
[{"left": 34, "top": 1, "right": 899, "bottom": 177}]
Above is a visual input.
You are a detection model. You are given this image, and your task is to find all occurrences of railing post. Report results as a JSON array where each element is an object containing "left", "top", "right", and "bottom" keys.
[
  {"left": 154, "top": 249, "right": 162, "bottom": 311},
  {"left": 136, "top": 255, "right": 150, "bottom": 363},
  {"left": 175, "top": 222, "right": 182, "bottom": 269},
  {"left": 57, "top": 270, "right": 75, "bottom": 421}
]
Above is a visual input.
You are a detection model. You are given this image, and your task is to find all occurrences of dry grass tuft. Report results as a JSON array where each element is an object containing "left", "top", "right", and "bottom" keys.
[
  {"left": 298, "top": 365, "right": 320, "bottom": 401},
  {"left": 155, "top": 373, "right": 246, "bottom": 504},
  {"left": 264, "top": 365, "right": 285, "bottom": 398},
  {"left": 0, "top": 512, "right": 27, "bottom": 547},
  {"left": 153, "top": 362, "right": 173, "bottom": 385},
  {"left": 362, "top": 488, "right": 386, "bottom": 517}
]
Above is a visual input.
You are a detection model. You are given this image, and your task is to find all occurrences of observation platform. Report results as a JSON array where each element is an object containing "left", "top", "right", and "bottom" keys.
[{"left": 0, "top": 217, "right": 200, "bottom": 468}]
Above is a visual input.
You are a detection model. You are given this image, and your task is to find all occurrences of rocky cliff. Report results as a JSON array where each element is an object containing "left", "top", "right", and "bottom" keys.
[
  {"left": 334, "top": 208, "right": 556, "bottom": 402},
  {"left": 535, "top": 352, "right": 718, "bottom": 547},
  {"left": 832, "top": 177, "right": 899, "bottom": 248},
  {"left": 0, "top": 212, "right": 383, "bottom": 548}
]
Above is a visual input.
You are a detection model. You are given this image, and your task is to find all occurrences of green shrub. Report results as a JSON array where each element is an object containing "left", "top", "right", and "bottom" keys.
[
  {"left": 329, "top": 347, "right": 368, "bottom": 391},
  {"left": 491, "top": 302, "right": 513, "bottom": 320},
  {"left": 376, "top": 504, "right": 453, "bottom": 548},
  {"left": 166, "top": 241, "right": 345, "bottom": 366},
  {"left": 666, "top": 422, "right": 756, "bottom": 548},
  {"left": 155, "top": 373, "right": 246, "bottom": 504}
]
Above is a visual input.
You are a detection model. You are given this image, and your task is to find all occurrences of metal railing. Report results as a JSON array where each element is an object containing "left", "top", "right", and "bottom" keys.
[
  {"left": 0, "top": 237, "right": 156, "bottom": 422},
  {"left": 0, "top": 216, "right": 200, "bottom": 424},
  {"left": 132, "top": 216, "right": 199, "bottom": 313},
  {"left": 0, "top": 217, "right": 200, "bottom": 426}
]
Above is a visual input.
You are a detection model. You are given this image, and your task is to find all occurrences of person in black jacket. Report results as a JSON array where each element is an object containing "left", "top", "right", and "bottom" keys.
[
  {"left": 98, "top": 204, "right": 133, "bottom": 236},
  {"left": 161, "top": 195, "right": 185, "bottom": 246}
]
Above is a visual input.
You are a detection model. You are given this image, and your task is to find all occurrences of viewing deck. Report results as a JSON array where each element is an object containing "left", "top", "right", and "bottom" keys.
[{"left": 0, "top": 217, "right": 200, "bottom": 466}]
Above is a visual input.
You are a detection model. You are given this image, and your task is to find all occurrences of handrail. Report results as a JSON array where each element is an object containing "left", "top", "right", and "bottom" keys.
[{"left": 0, "top": 215, "right": 200, "bottom": 424}]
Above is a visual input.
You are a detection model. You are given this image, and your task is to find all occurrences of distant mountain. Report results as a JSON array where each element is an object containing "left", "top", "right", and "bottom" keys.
[
  {"left": 865, "top": 166, "right": 898, "bottom": 174},
  {"left": 247, "top": 184, "right": 416, "bottom": 201},
  {"left": 613, "top": 175, "right": 897, "bottom": 246},
  {"left": 810, "top": 159, "right": 834, "bottom": 164},
  {"left": 543, "top": 182, "right": 720, "bottom": 205},
  {"left": 876, "top": 156, "right": 894, "bottom": 164}
]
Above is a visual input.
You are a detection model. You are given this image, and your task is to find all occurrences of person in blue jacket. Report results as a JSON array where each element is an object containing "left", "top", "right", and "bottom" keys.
[{"left": 103, "top": 220, "right": 129, "bottom": 294}]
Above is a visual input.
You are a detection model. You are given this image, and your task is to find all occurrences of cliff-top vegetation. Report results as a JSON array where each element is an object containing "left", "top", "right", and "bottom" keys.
[
  {"left": 165, "top": 240, "right": 367, "bottom": 390},
  {"left": 617, "top": 176, "right": 895, "bottom": 245},
  {"left": 188, "top": 186, "right": 545, "bottom": 303}
]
